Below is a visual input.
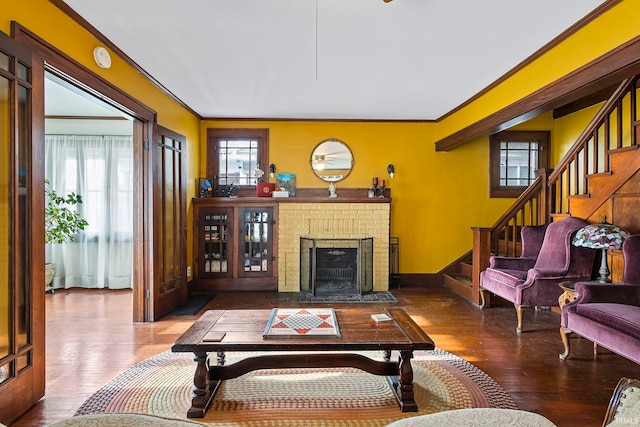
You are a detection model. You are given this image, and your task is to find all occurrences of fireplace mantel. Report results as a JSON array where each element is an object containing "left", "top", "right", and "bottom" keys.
[{"left": 203, "top": 187, "right": 391, "bottom": 204}]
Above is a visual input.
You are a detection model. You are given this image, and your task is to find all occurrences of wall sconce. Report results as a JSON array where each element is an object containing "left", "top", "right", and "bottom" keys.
[
  {"left": 269, "top": 163, "right": 277, "bottom": 178},
  {"left": 387, "top": 164, "right": 395, "bottom": 179}
]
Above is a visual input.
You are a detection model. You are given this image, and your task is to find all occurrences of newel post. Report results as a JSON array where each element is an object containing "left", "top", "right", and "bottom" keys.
[{"left": 471, "top": 227, "right": 492, "bottom": 306}]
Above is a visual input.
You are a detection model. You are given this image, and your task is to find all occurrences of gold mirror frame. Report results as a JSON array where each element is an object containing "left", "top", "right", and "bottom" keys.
[{"left": 310, "top": 138, "right": 354, "bottom": 183}]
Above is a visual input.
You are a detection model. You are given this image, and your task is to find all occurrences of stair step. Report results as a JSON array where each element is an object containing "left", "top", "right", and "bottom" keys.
[
  {"left": 460, "top": 262, "right": 473, "bottom": 278},
  {"left": 443, "top": 273, "right": 471, "bottom": 289},
  {"left": 569, "top": 146, "right": 640, "bottom": 219},
  {"left": 443, "top": 273, "right": 475, "bottom": 303}
]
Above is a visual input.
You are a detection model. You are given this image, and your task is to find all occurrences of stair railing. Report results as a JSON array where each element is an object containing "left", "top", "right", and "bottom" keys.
[
  {"left": 548, "top": 76, "right": 638, "bottom": 215},
  {"left": 471, "top": 169, "right": 549, "bottom": 305},
  {"left": 470, "top": 75, "right": 639, "bottom": 306}
]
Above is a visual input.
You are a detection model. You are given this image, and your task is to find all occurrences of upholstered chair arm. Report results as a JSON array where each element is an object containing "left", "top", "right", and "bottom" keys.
[
  {"left": 489, "top": 256, "right": 536, "bottom": 270},
  {"left": 524, "top": 268, "right": 568, "bottom": 281},
  {"left": 517, "top": 269, "right": 569, "bottom": 302},
  {"left": 573, "top": 283, "right": 640, "bottom": 306}
]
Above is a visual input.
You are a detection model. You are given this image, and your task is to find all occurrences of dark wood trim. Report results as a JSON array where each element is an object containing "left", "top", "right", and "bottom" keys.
[
  {"left": 47, "top": 0, "right": 201, "bottom": 120},
  {"left": 193, "top": 188, "right": 391, "bottom": 204},
  {"left": 203, "top": 116, "right": 437, "bottom": 123},
  {"left": 206, "top": 128, "right": 269, "bottom": 192},
  {"left": 397, "top": 273, "right": 442, "bottom": 287},
  {"left": 552, "top": 84, "right": 617, "bottom": 119},
  {"left": 11, "top": 21, "right": 156, "bottom": 123},
  {"left": 45, "top": 115, "right": 128, "bottom": 120},
  {"left": 436, "top": 0, "right": 622, "bottom": 123},
  {"left": 489, "top": 131, "right": 550, "bottom": 198},
  {"left": 435, "top": 32, "right": 640, "bottom": 152},
  {"left": 132, "top": 120, "right": 147, "bottom": 322}
]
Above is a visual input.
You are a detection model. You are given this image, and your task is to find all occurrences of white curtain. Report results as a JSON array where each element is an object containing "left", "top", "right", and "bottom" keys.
[{"left": 45, "top": 135, "right": 133, "bottom": 289}]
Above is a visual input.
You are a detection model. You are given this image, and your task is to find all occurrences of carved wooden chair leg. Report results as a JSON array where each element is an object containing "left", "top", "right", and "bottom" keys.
[
  {"left": 514, "top": 304, "right": 524, "bottom": 333},
  {"left": 479, "top": 288, "right": 488, "bottom": 308},
  {"left": 559, "top": 327, "right": 571, "bottom": 360}
]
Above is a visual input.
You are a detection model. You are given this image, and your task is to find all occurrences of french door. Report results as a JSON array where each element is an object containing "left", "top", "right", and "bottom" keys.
[
  {"left": 151, "top": 124, "right": 188, "bottom": 320},
  {"left": 0, "top": 30, "right": 45, "bottom": 425},
  {"left": 0, "top": 23, "right": 190, "bottom": 423}
]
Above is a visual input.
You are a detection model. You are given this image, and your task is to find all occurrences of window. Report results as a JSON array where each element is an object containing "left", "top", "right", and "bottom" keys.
[
  {"left": 207, "top": 128, "right": 269, "bottom": 196},
  {"left": 490, "top": 131, "right": 549, "bottom": 198},
  {"left": 47, "top": 135, "right": 134, "bottom": 239}
]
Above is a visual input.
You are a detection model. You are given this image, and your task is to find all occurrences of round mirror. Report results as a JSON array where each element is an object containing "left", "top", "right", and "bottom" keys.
[{"left": 310, "top": 138, "right": 354, "bottom": 182}]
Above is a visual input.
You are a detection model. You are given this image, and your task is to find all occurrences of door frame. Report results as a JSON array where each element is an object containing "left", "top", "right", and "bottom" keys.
[{"left": 11, "top": 22, "right": 159, "bottom": 321}]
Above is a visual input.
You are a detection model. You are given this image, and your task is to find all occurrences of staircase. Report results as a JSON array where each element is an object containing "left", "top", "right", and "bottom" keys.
[
  {"left": 442, "top": 252, "right": 473, "bottom": 299},
  {"left": 444, "top": 75, "right": 640, "bottom": 305}
]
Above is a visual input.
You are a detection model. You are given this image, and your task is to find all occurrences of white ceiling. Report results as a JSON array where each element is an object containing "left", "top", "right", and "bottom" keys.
[
  {"left": 45, "top": 73, "right": 124, "bottom": 117},
  {"left": 61, "top": 0, "right": 606, "bottom": 121}
]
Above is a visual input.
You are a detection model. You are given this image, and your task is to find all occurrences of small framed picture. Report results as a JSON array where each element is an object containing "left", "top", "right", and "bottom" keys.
[{"left": 198, "top": 178, "right": 213, "bottom": 197}]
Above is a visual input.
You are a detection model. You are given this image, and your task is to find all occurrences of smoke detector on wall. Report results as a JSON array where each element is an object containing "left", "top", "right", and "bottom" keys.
[{"left": 93, "top": 47, "right": 112, "bottom": 69}]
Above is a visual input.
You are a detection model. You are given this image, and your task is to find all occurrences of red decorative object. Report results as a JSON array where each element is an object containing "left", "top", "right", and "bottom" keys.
[{"left": 256, "top": 182, "right": 275, "bottom": 197}]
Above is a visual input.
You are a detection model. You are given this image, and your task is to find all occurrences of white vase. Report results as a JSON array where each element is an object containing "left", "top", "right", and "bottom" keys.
[{"left": 45, "top": 263, "right": 56, "bottom": 292}]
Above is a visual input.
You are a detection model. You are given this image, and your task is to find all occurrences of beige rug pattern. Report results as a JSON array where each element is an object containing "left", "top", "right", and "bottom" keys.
[{"left": 76, "top": 349, "right": 517, "bottom": 426}]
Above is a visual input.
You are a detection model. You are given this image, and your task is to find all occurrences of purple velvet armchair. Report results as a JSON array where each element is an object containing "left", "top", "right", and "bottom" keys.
[
  {"left": 560, "top": 234, "right": 640, "bottom": 364},
  {"left": 480, "top": 217, "right": 596, "bottom": 333}
]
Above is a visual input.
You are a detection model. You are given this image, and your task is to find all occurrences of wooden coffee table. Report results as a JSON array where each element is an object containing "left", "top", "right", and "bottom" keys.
[{"left": 171, "top": 308, "right": 435, "bottom": 418}]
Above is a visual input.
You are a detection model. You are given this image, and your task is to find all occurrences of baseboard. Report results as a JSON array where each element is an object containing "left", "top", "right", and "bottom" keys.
[{"left": 397, "top": 273, "right": 443, "bottom": 287}]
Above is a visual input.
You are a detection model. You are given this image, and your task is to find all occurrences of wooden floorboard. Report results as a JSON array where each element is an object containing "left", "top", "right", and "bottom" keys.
[{"left": 11, "top": 286, "right": 640, "bottom": 427}]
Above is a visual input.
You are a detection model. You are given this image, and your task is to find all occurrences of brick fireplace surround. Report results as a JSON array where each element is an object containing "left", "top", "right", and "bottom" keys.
[{"left": 277, "top": 198, "right": 390, "bottom": 293}]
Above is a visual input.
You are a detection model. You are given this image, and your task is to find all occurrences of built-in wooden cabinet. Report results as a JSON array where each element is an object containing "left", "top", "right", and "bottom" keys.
[
  {"left": 191, "top": 189, "right": 391, "bottom": 293},
  {"left": 192, "top": 198, "right": 277, "bottom": 291}
]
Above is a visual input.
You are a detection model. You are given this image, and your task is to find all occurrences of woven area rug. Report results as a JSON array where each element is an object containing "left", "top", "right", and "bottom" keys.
[{"left": 76, "top": 349, "right": 517, "bottom": 426}]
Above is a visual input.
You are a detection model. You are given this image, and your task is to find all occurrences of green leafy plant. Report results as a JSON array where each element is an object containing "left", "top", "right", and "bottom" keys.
[{"left": 45, "top": 179, "right": 89, "bottom": 244}]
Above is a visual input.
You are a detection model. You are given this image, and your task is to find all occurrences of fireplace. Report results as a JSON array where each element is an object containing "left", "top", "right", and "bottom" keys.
[{"left": 300, "top": 238, "right": 373, "bottom": 296}]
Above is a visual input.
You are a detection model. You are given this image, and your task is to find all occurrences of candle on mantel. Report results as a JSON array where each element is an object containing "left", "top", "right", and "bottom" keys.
[
  {"left": 380, "top": 180, "right": 385, "bottom": 187},
  {"left": 373, "top": 177, "right": 378, "bottom": 186}
]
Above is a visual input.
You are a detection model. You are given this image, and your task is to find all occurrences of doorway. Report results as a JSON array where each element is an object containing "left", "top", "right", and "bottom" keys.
[{"left": 44, "top": 70, "right": 135, "bottom": 291}]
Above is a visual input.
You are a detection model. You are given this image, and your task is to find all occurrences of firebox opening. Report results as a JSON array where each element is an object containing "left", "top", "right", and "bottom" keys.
[{"left": 300, "top": 238, "right": 373, "bottom": 296}]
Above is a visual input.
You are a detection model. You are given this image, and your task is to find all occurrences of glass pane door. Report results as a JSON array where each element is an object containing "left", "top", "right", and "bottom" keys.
[
  {"left": 238, "top": 207, "right": 273, "bottom": 277},
  {"left": 0, "top": 29, "right": 45, "bottom": 424},
  {"left": 200, "top": 208, "right": 232, "bottom": 278}
]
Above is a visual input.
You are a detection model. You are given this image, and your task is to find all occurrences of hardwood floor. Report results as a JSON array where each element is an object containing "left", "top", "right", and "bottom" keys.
[{"left": 11, "top": 285, "right": 640, "bottom": 427}]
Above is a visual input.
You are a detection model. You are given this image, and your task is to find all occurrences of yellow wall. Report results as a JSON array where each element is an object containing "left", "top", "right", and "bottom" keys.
[
  {"left": 202, "top": 120, "right": 516, "bottom": 272},
  {"left": 438, "top": 0, "right": 640, "bottom": 141},
  {"left": 2, "top": 0, "right": 639, "bottom": 278},
  {"left": 200, "top": 103, "right": 600, "bottom": 275},
  {"left": 2, "top": 0, "right": 201, "bottom": 275},
  {"left": 552, "top": 104, "right": 603, "bottom": 165}
]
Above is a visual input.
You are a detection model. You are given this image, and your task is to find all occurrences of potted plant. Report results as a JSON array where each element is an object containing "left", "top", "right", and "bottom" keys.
[{"left": 45, "top": 179, "right": 89, "bottom": 292}]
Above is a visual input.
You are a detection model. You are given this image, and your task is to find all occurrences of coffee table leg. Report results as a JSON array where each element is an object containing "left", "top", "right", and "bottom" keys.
[
  {"left": 187, "top": 351, "right": 219, "bottom": 418},
  {"left": 387, "top": 350, "right": 418, "bottom": 412}
]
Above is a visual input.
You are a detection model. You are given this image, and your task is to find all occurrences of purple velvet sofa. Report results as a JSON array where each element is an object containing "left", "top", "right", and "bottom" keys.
[{"left": 560, "top": 235, "right": 640, "bottom": 364}]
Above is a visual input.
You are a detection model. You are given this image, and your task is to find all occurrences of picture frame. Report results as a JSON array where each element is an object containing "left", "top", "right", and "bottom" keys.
[{"left": 198, "top": 178, "right": 213, "bottom": 197}]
